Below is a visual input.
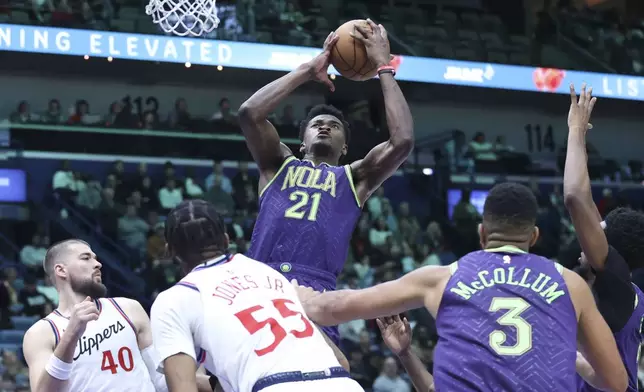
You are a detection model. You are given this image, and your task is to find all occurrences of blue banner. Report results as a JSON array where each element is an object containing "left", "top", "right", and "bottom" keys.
[{"left": 2, "top": 23, "right": 644, "bottom": 101}]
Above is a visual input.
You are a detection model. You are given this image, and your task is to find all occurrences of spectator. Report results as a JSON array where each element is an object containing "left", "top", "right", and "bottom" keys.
[
  {"left": 158, "top": 178, "right": 183, "bottom": 211},
  {"left": 469, "top": 132, "right": 496, "bottom": 161},
  {"left": 168, "top": 98, "right": 192, "bottom": 129},
  {"left": 382, "top": 200, "right": 398, "bottom": 233},
  {"left": 184, "top": 169, "right": 204, "bottom": 198},
  {"left": 1, "top": 350, "right": 28, "bottom": 388},
  {"left": 147, "top": 222, "right": 166, "bottom": 263},
  {"left": 18, "top": 275, "right": 51, "bottom": 317},
  {"left": 372, "top": 357, "right": 411, "bottom": 392},
  {"left": 68, "top": 99, "right": 101, "bottom": 125},
  {"left": 2, "top": 268, "right": 17, "bottom": 309},
  {"left": 98, "top": 187, "right": 124, "bottom": 238},
  {"left": 205, "top": 161, "right": 233, "bottom": 193},
  {"left": 367, "top": 187, "right": 387, "bottom": 219},
  {"left": 52, "top": 160, "right": 75, "bottom": 191},
  {"left": 30, "top": 0, "right": 55, "bottom": 24},
  {"left": 148, "top": 257, "right": 181, "bottom": 297},
  {"left": 41, "top": 99, "right": 64, "bottom": 124},
  {"left": 19, "top": 235, "right": 47, "bottom": 273},
  {"left": 118, "top": 204, "right": 150, "bottom": 253},
  {"left": 204, "top": 176, "right": 235, "bottom": 216},
  {"left": 211, "top": 97, "right": 237, "bottom": 124},
  {"left": 235, "top": 183, "right": 258, "bottom": 213},
  {"left": 76, "top": 176, "right": 103, "bottom": 210},
  {"left": 37, "top": 275, "right": 58, "bottom": 306},
  {"left": 353, "top": 256, "right": 374, "bottom": 288},
  {"left": 139, "top": 176, "right": 159, "bottom": 212},
  {"left": 370, "top": 218, "right": 392, "bottom": 247},
  {"left": 127, "top": 190, "right": 148, "bottom": 218},
  {"left": 232, "top": 161, "right": 256, "bottom": 196},
  {"left": 9, "top": 101, "right": 37, "bottom": 124},
  {"left": 142, "top": 112, "right": 160, "bottom": 130},
  {"left": 0, "top": 270, "right": 13, "bottom": 330}
]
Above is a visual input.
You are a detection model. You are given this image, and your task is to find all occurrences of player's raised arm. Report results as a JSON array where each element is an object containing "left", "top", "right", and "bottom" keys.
[
  {"left": 349, "top": 20, "right": 414, "bottom": 202},
  {"left": 566, "top": 269, "right": 628, "bottom": 392},
  {"left": 295, "top": 265, "right": 449, "bottom": 326},
  {"left": 150, "top": 289, "right": 202, "bottom": 392},
  {"left": 377, "top": 316, "right": 434, "bottom": 392},
  {"left": 23, "top": 297, "right": 99, "bottom": 392},
  {"left": 563, "top": 84, "right": 606, "bottom": 268},
  {"left": 238, "top": 33, "right": 339, "bottom": 186}
]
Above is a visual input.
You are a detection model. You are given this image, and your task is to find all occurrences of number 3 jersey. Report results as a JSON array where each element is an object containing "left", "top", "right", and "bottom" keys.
[
  {"left": 44, "top": 298, "right": 154, "bottom": 392},
  {"left": 246, "top": 157, "right": 361, "bottom": 288},
  {"left": 151, "top": 254, "right": 346, "bottom": 392},
  {"left": 433, "top": 246, "right": 578, "bottom": 392}
]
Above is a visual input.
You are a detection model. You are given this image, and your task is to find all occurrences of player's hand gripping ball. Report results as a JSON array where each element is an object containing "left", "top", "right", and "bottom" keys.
[{"left": 331, "top": 19, "right": 391, "bottom": 81}]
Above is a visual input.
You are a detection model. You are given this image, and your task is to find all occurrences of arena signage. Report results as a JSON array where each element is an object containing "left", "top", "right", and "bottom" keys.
[{"left": 2, "top": 24, "right": 644, "bottom": 101}]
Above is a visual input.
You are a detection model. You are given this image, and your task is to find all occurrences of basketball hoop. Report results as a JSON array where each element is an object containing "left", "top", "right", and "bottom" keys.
[{"left": 146, "top": 0, "right": 220, "bottom": 37}]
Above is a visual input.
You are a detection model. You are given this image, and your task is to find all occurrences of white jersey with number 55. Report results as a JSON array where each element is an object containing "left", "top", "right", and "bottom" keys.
[{"left": 150, "top": 253, "right": 351, "bottom": 392}]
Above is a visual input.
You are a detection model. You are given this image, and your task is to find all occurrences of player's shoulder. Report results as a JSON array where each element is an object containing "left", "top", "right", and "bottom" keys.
[{"left": 24, "top": 318, "right": 57, "bottom": 350}]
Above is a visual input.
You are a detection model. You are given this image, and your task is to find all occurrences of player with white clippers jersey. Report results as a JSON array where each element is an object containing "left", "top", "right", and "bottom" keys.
[
  {"left": 150, "top": 200, "right": 364, "bottom": 392},
  {"left": 22, "top": 239, "right": 214, "bottom": 392}
]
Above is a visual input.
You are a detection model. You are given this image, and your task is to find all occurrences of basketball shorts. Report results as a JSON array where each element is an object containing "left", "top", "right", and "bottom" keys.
[{"left": 284, "top": 271, "right": 339, "bottom": 346}]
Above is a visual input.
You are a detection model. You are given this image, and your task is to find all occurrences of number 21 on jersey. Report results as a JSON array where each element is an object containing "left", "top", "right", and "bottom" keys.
[
  {"left": 284, "top": 191, "right": 321, "bottom": 221},
  {"left": 235, "top": 298, "right": 314, "bottom": 356}
]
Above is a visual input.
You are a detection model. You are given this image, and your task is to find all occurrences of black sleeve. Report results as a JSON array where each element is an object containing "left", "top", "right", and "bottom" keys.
[
  {"left": 592, "top": 245, "right": 635, "bottom": 333},
  {"left": 207, "top": 371, "right": 218, "bottom": 391}
]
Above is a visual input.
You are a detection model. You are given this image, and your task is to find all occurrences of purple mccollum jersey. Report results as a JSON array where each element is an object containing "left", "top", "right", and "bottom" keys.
[
  {"left": 433, "top": 246, "right": 578, "bottom": 391},
  {"left": 247, "top": 156, "right": 361, "bottom": 289},
  {"left": 576, "top": 283, "right": 644, "bottom": 392}
]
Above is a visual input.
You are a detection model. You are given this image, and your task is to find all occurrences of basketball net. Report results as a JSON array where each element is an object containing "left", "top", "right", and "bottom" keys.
[{"left": 146, "top": 0, "right": 220, "bottom": 37}]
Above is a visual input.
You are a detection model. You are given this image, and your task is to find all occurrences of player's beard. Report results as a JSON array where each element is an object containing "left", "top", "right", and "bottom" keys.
[{"left": 70, "top": 275, "right": 108, "bottom": 298}]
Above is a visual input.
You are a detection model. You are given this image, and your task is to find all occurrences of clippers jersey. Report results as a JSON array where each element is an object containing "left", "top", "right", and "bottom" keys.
[
  {"left": 44, "top": 298, "right": 154, "bottom": 392},
  {"left": 170, "top": 254, "right": 361, "bottom": 392},
  {"left": 577, "top": 284, "right": 644, "bottom": 392},
  {"left": 434, "top": 246, "right": 578, "bottom": 391},
  {"left": 247, "top": 157, "right": 361, "bottom": 287}
]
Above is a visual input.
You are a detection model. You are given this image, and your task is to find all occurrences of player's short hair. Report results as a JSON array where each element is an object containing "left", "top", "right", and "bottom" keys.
[
  {"left": 483, "top": 182, "right": 538, "bottom": 234},
  {"left": 43, "top": 239, "right": 89, "bottom": 278},
  {"left": 299, "top": 104, "right": 351, "bottom": 144},
  {"left": 604, "top": 207, "right": 644, "bottom": 270},
  {"left": 165, "top": 200, "right": 227, "bottom": 263}
]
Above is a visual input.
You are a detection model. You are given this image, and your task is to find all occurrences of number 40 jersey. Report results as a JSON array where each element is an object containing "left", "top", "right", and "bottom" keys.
[
  {"left": 433, "top": 247, "right": 578, "bottom": 392},
  {"left": 151, "top": 254, "right": 360, "bottom": 392},
  {"left": 247, "top": 157, "right": 361, "bottom": 283}
]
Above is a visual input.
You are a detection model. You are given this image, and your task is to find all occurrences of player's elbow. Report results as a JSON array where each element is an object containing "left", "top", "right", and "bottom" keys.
[
  {"left": 238, "top": 102, "right": 263, "bottom": 125},
  {"left": 392, "top": 134, "right": 414, "bottom": 155},
  {"left": 563, "top": 190, "right": 583, "bottom": 210}
]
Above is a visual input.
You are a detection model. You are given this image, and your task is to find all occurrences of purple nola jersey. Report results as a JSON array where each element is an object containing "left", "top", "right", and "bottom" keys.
[
  {"left": 246, "top": 156, "right": 361, "bottom": 289},
  {"left": 576, "top": 283, "right": 644, "bottom": 392},
  {"left": 433, "top": 246, "right": 578, "bottom": 392}
]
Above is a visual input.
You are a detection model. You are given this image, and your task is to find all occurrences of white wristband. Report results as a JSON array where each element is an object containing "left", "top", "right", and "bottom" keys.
[{"left": 45, "top": 355, "right": 73, "bottom": 381}]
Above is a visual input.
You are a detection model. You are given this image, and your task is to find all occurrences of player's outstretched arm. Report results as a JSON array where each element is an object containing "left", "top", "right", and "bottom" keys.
[
  {"left": 349, "top": 20, "right": 414, "bottom": 202},
  {"left": 238, "top": 33, "right": 339, "bottom": 187},
  {"left": 377, "top": 316, "right": 434, "bottom": 392},
  {"left": 24, "top": 297, "right": 99, "bottom": 392},
  {"left": 566, "top": 270, "right": 628, "bottom": 392},
  {"left": 564, "top": 84, "right": 634, "bottom": 332},
  {"left": 563, "top": 84, "right": 606, "bottom": 268},
  {"left": 295, "top": 265, "right": 449, "bottom": 326}
]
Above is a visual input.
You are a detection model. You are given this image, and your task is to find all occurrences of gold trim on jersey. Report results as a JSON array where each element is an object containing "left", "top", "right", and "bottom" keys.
[
  {"left": 343, "top": 165, "right": 361, "bottom": 208},
  {"left": 258, "top": 155, "right": 297, "bottom": 198},
  {"left": 449, "top": 261, "right": 459, "bottom": 275},
  {"left": 485, "top": 245, "right": 527, "bottom": 254}
]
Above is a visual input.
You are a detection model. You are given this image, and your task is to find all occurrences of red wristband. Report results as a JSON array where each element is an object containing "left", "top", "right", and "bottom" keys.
[{"left": 377, "top": 65, "right": 396, "bottom": 76}]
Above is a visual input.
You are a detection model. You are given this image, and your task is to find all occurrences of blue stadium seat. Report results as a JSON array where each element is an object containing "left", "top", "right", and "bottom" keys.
[
  {"left": 10, "top": 316, "right": 37, "bottom": 331},
  {"left": 0, "top": 343, "right": 21, "bottom": 354},
  {"left": 0, "top": 330, "right": 24, "bottom": 344}
]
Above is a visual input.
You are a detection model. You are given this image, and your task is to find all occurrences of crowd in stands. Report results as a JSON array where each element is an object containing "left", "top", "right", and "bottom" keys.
[{"left": 2, "top": 0, "right": 644, "bottom": 74}]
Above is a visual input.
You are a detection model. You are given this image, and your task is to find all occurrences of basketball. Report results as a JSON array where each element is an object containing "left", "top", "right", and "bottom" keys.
[{"left": 331, "top": 19, "right": 389, "bottom": 81}]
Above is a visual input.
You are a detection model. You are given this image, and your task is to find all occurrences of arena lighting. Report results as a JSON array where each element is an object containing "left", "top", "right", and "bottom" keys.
[
  {"left": 217, "top": 65, "right": 223, "bottom": 71},
  {"left": 107, "top": 56, "right": 113, "bottom": 62},
  {"left": 185, "top": 62, "right": 191, "bottom": 68},
  {"left": 83, "top": 55, "right": 89, "bottom": 60},
  {"left": 329, "top": 74, "right": 336, "bottom": 80},
  {"left": 422, "top": 168, "right": 434, "bottom": 176}
]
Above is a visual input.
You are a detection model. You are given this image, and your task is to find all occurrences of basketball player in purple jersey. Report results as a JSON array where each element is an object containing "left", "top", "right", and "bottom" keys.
[
  {"left": 239, "top": 21, "right": 413, "bottom": 348},
  {"left": 564, "top": 84, "right": 644, "bottom": 392},
  {"left": 294, "top": 182, "right": 628, "bottom": 392}
]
